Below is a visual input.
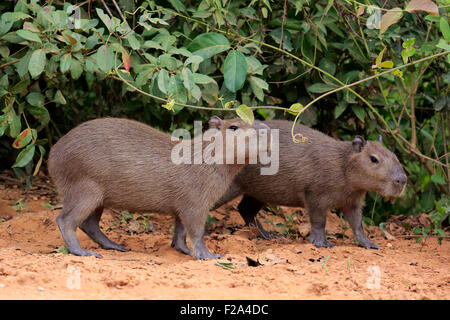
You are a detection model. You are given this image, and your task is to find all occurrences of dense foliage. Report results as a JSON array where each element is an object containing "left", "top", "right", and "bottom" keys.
[{"left": 0, "top": 0, "right": 449, "bottom": 229}]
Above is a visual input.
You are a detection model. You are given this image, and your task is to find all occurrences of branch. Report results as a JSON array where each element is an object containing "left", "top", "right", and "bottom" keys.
[{"left": 0, "top": 59, "right": 20, "bottom": 70}]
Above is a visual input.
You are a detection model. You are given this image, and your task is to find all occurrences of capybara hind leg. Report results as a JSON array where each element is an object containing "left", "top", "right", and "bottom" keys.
[
  {"left": 181, "top": 210, "right": 222, "bottom": 260},
  {"left": 171, "top": 216, "right": 191, "bottom": 256},
  {"left": 238, "top": 196, "right": 280, "bottom": 239},
  {"left": 56, "top": 190, "right": 103, "bottom": 258},
  {"left": 80, "top": 207, "right": 129, "bottom": 252}
]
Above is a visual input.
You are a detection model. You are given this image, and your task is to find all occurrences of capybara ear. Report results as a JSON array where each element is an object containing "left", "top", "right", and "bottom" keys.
[
  {"left": 352, "top": 135, "right": 366, "bottom": 153},
  {"left": 209, "top": 116, "right": 223, "bottom": 129},
  {"left": 378, "top": 134, "right": 383, "bottom": 143}
]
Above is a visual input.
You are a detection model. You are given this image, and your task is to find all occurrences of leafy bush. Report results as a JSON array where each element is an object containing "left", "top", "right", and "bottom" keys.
[{"left": 0, "top": 0, "right": 448, "bottom": 223}]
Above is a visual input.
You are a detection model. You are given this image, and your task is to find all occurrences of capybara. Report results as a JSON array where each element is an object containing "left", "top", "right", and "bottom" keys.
[
  {"left": 175, "top": 120, "right": 406, "bottom": 249},
  {"left": 48, "top": 117, "right": 270, "bottom": 259}
]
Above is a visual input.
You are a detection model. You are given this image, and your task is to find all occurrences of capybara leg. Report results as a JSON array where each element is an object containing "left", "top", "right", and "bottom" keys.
[
  {"left": 343, "top": 205, "right": 379, "bottom": 249},
  {"left": 181, "top": 210, "right": 222, "bottom": 260},
  {"left": 56, "top": 189, "right": 103, "bottom": 258},
  {"left": 238, "top": 196, "right": 280, "bottom": 239},
  {"left": 171, "top": 216, "right": 191, "bottom": 256},
  {"left": 80, "top": 207, "right": 129, "bottom": 252},
  {"left": 307, "top": 202, "right": 334, "bottom": 248}
]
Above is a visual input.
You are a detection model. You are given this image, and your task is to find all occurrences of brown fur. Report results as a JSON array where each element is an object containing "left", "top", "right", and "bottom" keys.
[
  {"left": 213, "top": 120, "right": 407, "bottom": 248},
  {"left": 48, "top": 117, "right": 269, "bottom": 259}
]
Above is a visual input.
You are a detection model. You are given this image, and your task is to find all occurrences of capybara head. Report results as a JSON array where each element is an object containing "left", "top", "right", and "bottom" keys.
[
  {"left": 207, "top": 116, "right": 271, "bottom": 164},
  {"left": 345, "top": 136, "right": 407, "bottom": 201}
]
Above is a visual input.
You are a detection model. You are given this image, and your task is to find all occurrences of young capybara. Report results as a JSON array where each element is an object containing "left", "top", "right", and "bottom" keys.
[
  {"left": 48, "top": 116, "right": 270, "bottom": 260},
  {"left": 174, "top": 120, "right": 407, "bottom": 249}
]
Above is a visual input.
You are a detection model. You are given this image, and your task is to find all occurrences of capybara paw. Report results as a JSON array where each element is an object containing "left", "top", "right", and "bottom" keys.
[
  {"left": 310, "top": 237, "right": 335, "bottom": 248},
  {"left": 102, "top": 244, "right": 130, "bottom": 252},
  {"left": 175, "top": 245, "right": 192, "bottom": 256},
  {"left": 71, "top": 249, "right": 103, "bottom": 258},
  {"left": 194, "top": 251, "right": 222, "bottom": 260},
  {"left": 257, "top": 228, "right": 282, "bottom": 240},
  {"left": 358, "top": 240, "right": 380, "bottom": 249}
]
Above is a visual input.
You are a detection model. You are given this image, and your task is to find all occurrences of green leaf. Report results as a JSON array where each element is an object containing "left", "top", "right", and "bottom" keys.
[
  {"left": 352, "top": 105, "right": 365, "bottom": 121},
  {"left": 167, "top": 76, "right": 187, "bottom": 112},
  {"left": 431, "top": 174, "right": 446, "bottom": 185},
  {"left": 12, "top": 128, "right": 32, "bottom": 149},
  {"left": 249, "top": 76, "right": 268, "bottom": 101},
  {"left": 16, "top": 29, "right": 41, "bottom": 43},
  {"left": 246, "top": 56, "right": 266, "bottom": 75},
  {"left": 96, "top": 8, "right": 115, "bottom": 32},
  {"left": 224, "top": 101, "right": 236, "bottom": 109},
  {"left": 26, "top": 92, "right": 45, "bottom": 107},
  {"left": 7, "top": 110, "right": 21, "bottom": 138},
  {"left": 378, "top": 60, "right": 394, "bottom": 68},
  {"left": 28, "top": 49, "right": 46, "bottom": 78},
  {"left": 236, "top": 104, "right": 254, "bottom": 125},
  {"left": 0, "top": 114, "right": 7, "bottom": 137},
  {"left": 126, "top": 33, "right": 140, "bottom": 50},
  {"left": 181, "top": 67, "right": 195, "bottom": 91},
  {"left": 60, "top": 53, "right": 72, "bottom": 73},
  {"left": 10, "top": 79, "right": 29, "bottom": 95},
  {"left": 184, "top": 55, "right": 204, "bottom": 67},
  {"left": 215, "top": 260, "right": 235, "bottom": 270},
  {"left": 288, "top": 103, "right": 304, "bottom": 115},
  {"left": 401, "top": 38, "right": 416, "bottom": 64},
  {"left": 376, "top": 47, "right": 386, "bottom": 66},
  {"left": 85, "top": 33, "right": 99, "bottom": 49},
  {"left": 193, "top": 73, "right": 215, "bottom": 84},
  {"left": 334, "top": 101, "right": 347, "bottom": 118},
  {"left": 307, "top": 83, "right": 336, "bottom": 93},
  {"left": 3, "top": 12, "right": 31, "bottom": 22},
  {"left": 223, "top": 50, "right": 248, "bottom": 92},
  {"left": 52, "top": 244, "right": 69, "bottom": 255},
  {"left": 0, "top": 74, "right": 8, "bottom": 88},
  {"left": 54, "top": 90, "right": 66, "bottom": 104},
  {"left": 23, "top": 22, "right": 39, "bottom": 33},
  {"left": 70, "top": 59, "right": 83, "bottom": 79},
  {"left": 440, "top": 17, "right": 450, "bottom": 41},
  {"left": 26, "top": 105, "right": 50, "bottom": 130},
  {"left": 12, "top": 144, "right": 35, "bottom": 168},
  {"left": 16, "top": 51, "right": 31, "bottom": 78},
  {"left": 96, "top": 45, "right": 114, "bottom": 73},
  {"left": 269, "top": 28, "right": 293, "bottom": 51},
  {"left": 157, "top": 69, "right": 170, "bottom": 94},
  {"left": 319, "top": 58, "right": 336, "bottom": 75},
  {"left": 187, "top": 33, "right": 230, "bottom": 60},
  {"left": 168, "top": 0, "right": 187, "bottom": 13}
]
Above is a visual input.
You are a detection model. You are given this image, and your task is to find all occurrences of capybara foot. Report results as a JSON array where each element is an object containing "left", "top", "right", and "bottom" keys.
[
  {"left": 70, "top": 248, "right": 103, "bottom": 258},
  {"left": 358, "top": 239, "right": 380, "bottom": 249},
  {"left": 310, "top": 235, "right": 335, "bottom": 248},
  {"left": 251, "top": 218, "right": 281, "bottom": 240},
  {"left": 171, "top": 241, "right": 192, "bottom": 256},
  {"left": 101, "top": 243, "right": 130, "bottom": 252},
  {"left": 194, "top": 250, "right": 222, "bottom": 260}
]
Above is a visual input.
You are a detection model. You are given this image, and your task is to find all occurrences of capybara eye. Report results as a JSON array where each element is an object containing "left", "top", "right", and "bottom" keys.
[
  {"left": 229, "top": 125, "right": 239, "bottom": 131},
  {"left": 370, "top": 155, "right": 379, "bottom": 163}
]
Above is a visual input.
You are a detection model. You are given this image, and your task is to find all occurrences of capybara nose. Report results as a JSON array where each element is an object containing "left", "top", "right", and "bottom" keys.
[{"left": 394, "top": 174, "right": 407, "bottom": 186}]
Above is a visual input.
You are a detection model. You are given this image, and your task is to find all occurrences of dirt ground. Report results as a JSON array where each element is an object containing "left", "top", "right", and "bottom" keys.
[{"left": 0, "top": 172, "right": 449, "bottom": 300}]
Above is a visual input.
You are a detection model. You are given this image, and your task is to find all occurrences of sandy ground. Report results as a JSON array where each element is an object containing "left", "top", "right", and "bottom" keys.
[{"left": 0, "top": 173, "right": 449, "bottom": 300}]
